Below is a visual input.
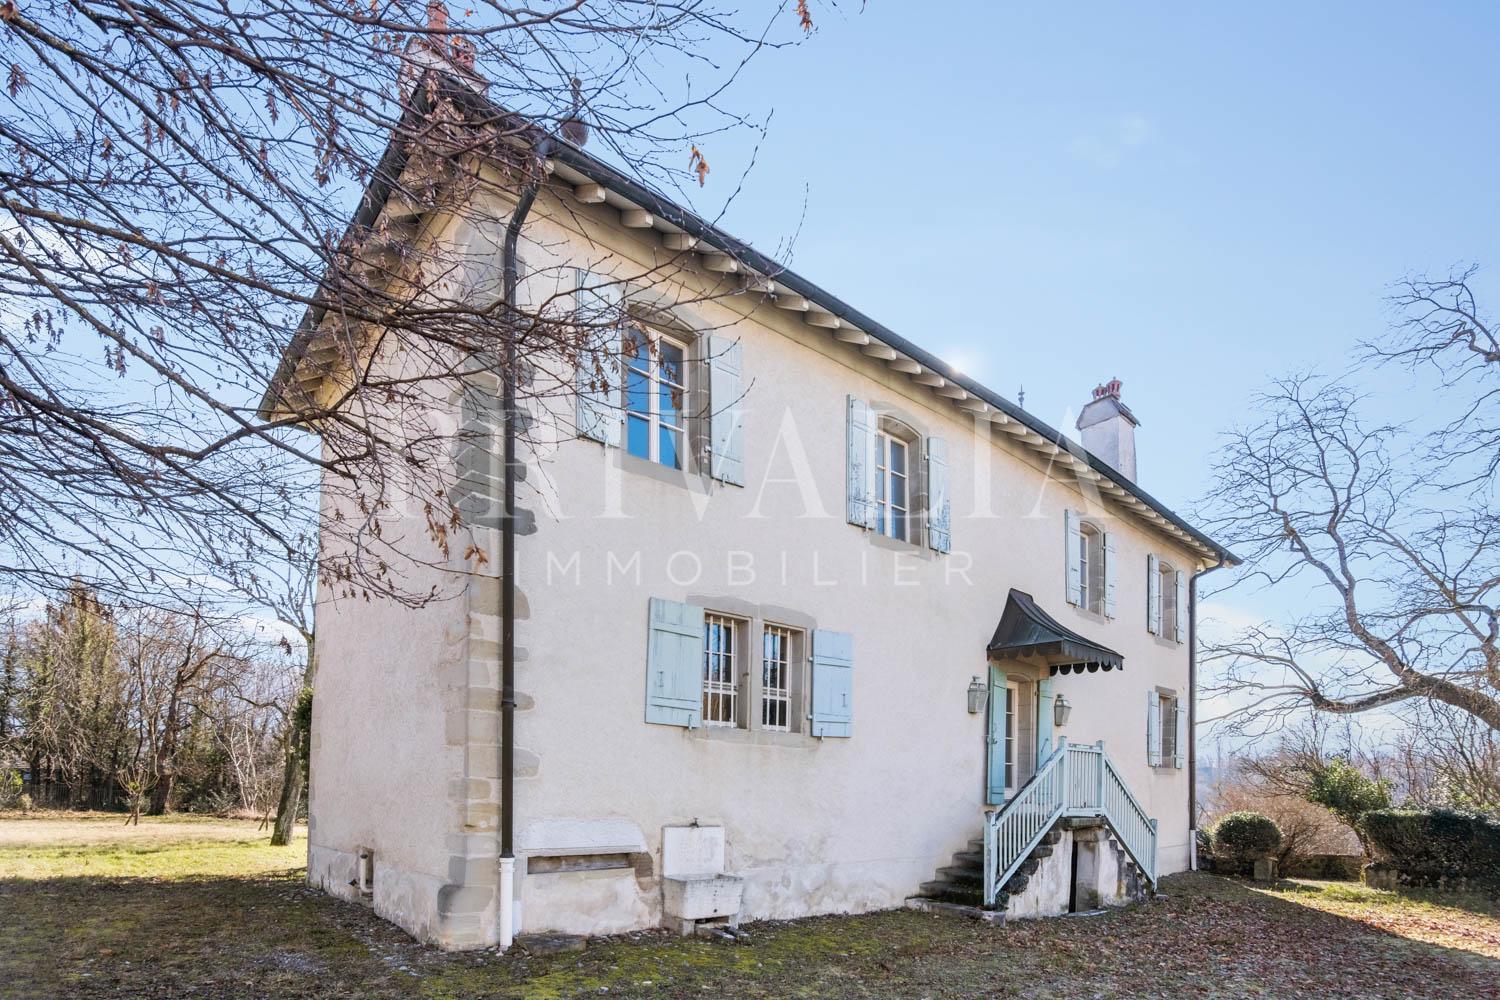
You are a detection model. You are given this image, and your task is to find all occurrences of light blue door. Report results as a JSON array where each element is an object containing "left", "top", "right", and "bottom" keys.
[{"left": 985, "top": 665, "right": 1010, "bottom": 806}]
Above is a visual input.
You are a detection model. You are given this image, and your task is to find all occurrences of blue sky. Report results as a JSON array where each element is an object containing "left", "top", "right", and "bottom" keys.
[{"left": 685, "top": 1, "right": 1498, "bottom": 531}]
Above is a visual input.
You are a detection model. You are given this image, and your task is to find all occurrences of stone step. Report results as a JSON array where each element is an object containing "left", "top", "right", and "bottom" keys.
[
  {"left": 1031, "top": 845, "right": 1054, "bottom": 860},
  {"left": 904, "top": 896, "right": 1005, "bottom": 925},
  {"left": 936, "top": 865, "right": 984, "bottom": 887},
  {"left": 953, "top": 849, "right": 984, "bottom": 867},
  {"left": 917, "top": 881, "right": 985, "bottom": 907}
]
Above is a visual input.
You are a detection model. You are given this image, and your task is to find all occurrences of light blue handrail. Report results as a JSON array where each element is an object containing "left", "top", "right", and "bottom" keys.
[{"left": 982, "top": 737, "right": 1158, "bottom": 907}]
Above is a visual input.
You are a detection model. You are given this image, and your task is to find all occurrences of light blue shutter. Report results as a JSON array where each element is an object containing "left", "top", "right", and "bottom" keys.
[
  {"left": 986, "top": 667, "right": 1008, "bottom": 805},
  {"left": 810, "top": 629, "right": 853, "bottom": 738},
  {"left": 1146, "top": 554, "right": 1161, "bottom": 635},
  {"left": 575, "top": 268, "right": 622, "bottom": 445},
  {"left": 1103, "top": 531, "right": 1118, "bottom": 618},
  {"left": 1064, "top": 510, "right": 1082, "bottom": 605},
  {"left": 845, "top": 397, "right": 875, "bottom": 528},
  {"left": 1174, "top": 569, "right": 1187, "bottom": 643},
  {"left": 1174, "top": 699, "right": 1188, "bottom": 769},
  {"left": 708, "top": 335, "right": 745, "bottom": 485},
  {"left": 645, "top": 598, "right": 704, "bottom": 728},
  {"left": 925, "top": 436, "right": 951, "bottom": 553},
  {"left": 1035, "top": 676, "right": 1055, "bottom": 757},
  {"left": 1146, "top": 690, "right": 1162, "bottom": 767}
]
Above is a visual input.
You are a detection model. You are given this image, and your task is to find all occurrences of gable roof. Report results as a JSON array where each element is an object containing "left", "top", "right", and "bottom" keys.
[{"left": 262, "top": 72, "right": 1237, "bottom": 567}]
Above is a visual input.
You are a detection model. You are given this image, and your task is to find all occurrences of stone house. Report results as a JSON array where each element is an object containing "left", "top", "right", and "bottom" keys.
[{"left": 263, "top": 65, "right": 1238, "bottom": 950}]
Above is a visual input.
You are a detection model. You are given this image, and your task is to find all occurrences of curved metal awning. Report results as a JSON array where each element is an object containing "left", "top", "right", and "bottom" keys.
[{"left": 987, "top": 589, "right": 1124, "bottom": 674}]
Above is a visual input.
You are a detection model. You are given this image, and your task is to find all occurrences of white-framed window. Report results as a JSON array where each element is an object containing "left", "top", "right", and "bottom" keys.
[
  {"left": 761, "top": 624, "right": 798, "bottom": 731},
  {"left": 702, "top": 613, "right": 742, "bottom": 727},
  {"left": 1078, "top": 522, "right": 1105, "bottom": 613},
  {"left": 1159, "top": 694, "right": 1179, "bottom": 763},
  {"left": 1147, "top": 554, "right": 1185, "bottom": 642},
  {"left": 1147, "top": 687, "right": 1186, "bottom": 769},
  {"left": 1158, "top": 560, "right": 1177, "bottom": 637},
  {"left": 873, "top": 429, "right": 911, "bottom": 542},
  {"left": 624, "top": 323, "right": 687, "bottom": 469},
  {"left": 1004, "top": 679, "right": 1020, "bottom": 792}
]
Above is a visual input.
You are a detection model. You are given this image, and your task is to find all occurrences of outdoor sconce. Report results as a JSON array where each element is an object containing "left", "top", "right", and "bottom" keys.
[
  {"left": 1054, "top": 693, "right": 1072, "bottom": 728},
  {"left": 966, "top": 676, "right": 988, "bottom": 714}
]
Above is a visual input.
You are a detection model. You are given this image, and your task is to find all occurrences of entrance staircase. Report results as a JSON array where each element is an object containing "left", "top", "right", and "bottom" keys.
[
  {"left": 916, "top": 827, "right": 1065, "bottom": 911},
  {"left": 912, "top": 738, "right": 1158, "bottom": 914}
]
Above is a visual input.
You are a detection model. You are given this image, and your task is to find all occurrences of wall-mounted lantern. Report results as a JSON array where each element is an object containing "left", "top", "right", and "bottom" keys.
[
  {"left": 966, "top": 676, "right": 988, "bottom": 714},
  {"left": 1054, "top": 693, "right": 1072, "bottom": 728}
]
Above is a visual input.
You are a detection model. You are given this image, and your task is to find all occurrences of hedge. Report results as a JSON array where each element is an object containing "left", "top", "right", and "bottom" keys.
[{"left": 1359, "top": 808, "right": 1500, "bottom": 886}]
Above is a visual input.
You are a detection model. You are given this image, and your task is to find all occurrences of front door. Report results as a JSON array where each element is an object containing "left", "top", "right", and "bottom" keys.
[{"left": 985, "top": 667, "right": 1018, "bottom": 806}]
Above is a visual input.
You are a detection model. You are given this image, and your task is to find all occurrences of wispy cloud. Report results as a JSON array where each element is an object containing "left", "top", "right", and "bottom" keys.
[{"left": 1069, "top": 113, "right": 1154, "bottom": 169}]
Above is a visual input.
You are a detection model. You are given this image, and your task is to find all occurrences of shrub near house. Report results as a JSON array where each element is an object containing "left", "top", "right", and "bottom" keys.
[
  {"left": 1361, "top": 809, "right": 1500, "bottom": 890},
  {"left": 1211, "top": 812, "right": 1283, "bottom": 876}
]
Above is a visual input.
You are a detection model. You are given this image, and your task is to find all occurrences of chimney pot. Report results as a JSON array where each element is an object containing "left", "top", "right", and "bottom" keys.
[{"left": 1076, "top": 378, "right": 1139, "bottom": 481}]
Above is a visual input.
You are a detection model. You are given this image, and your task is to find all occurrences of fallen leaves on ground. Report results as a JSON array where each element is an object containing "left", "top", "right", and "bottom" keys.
[{"left": 1, "top": 815, "right": 1497, "bottom": 998}]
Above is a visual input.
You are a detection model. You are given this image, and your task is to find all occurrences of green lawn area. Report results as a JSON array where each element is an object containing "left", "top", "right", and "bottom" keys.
[{"left": 1, "top": 813, "right": 1496, "bottom": 998}]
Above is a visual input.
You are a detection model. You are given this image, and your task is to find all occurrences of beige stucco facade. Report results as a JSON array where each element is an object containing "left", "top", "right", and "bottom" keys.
[{"left": 302, "top": 172, "right": 1220, "bottom": 949}]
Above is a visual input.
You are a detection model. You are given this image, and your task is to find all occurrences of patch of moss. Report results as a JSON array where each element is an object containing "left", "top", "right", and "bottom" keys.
[{"left": 3, "top": 820, "right": 1499, "bottom": 999}]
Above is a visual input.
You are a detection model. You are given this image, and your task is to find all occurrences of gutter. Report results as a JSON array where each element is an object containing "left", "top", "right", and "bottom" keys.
[
  {"left": 1187, "top": 555, "right": 1228, "bottom": 870},
  {"left": 495, "top": 135, "right": 555, "bottom": 951}
]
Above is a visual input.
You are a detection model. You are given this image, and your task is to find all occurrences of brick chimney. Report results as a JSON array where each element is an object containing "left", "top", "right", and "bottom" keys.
[
  {"left": 1076, "top": 378, "right": 1139, "bottom": 481},
  {"left": 404, "top": 1, "right": 489, "bottom": 95}
]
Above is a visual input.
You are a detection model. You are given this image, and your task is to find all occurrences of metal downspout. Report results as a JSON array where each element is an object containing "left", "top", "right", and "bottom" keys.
[
  {"left": 1187, "top": 555, "right": 1227, "bottom": 870},
  {"left": 497, "top": 136, "right": 554, "bottom": 947}
]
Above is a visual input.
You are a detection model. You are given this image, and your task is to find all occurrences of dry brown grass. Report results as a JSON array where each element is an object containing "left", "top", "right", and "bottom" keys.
[{"left": 1, "top": 815, "right": 1497, "bottom": 998}]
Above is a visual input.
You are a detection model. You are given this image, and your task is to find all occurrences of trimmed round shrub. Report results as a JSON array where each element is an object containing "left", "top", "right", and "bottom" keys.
[
  {"left": 1359, "top": 809, "right": 1500, "bottom": 887},
  {"left": 1212, "top": 812, "right": 1283, "bottom": 870}
]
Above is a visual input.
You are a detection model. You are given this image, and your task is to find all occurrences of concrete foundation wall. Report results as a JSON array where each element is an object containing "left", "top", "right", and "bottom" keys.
[{"left": 1005, "top": 825, "right": 1138, "bottom": 919}]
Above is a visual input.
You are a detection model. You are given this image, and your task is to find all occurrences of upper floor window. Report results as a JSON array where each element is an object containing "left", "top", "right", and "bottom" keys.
[
  {"left": 573, "top": 269, "right": 746, "bottom": 486},
  {"left": 1159, "top": 560, "right": 1177, "bottom": 634},
  {"left": 845, "top": 397, "right": 951, "bottom": 552},
  {"left": 1066, "top": 512, "right": 1115, "bottom": 617},
  {"left": 873, "top": 427, "right": 911, "bottom": 542},
  {"left": 1078, "top": 522, "right": 1104, "bottom": 613},
  {"left": 1147, "top": 554, "right": 1185, "bottom": 642},
  {"left": 623, "top": 324, "right": 686, "bottom": 470}
]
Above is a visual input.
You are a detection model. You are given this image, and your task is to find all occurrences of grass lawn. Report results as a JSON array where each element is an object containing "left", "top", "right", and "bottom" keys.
[{"left": 1, "top": 813, "right": 1497, "bottom": 998}]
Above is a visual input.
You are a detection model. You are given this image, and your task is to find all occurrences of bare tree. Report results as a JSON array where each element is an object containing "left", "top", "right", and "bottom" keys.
[
  {"left": 1369, "top": 267, "right": 1499, "bottom": 485},
  {"left": 218, "top": 531, "right": 317, "bottom": 845},
  {"left": 120, "top": 601, "right": 244, "bottom": 815},
  {"left": 1, "top": 0, "right": 817, "bottom": 607},
  {"left": 1392, "top": 702, "right": 1500, "bottom": 813},
  {"left": 1201, "top": 372, "right": 1499, "bottom": 733},
  {"left": 4, "top": 582, "right": 314, "bottom": 815}
]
